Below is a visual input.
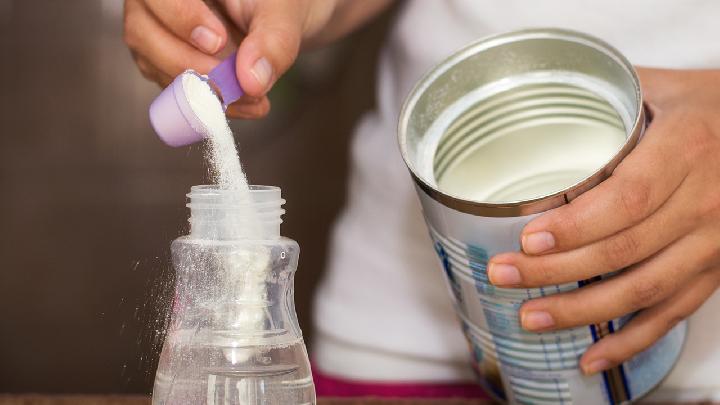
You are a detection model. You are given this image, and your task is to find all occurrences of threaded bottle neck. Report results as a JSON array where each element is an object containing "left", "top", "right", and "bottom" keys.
[{"left": 187, "top": 185, "right": 285, "bottom": 240}]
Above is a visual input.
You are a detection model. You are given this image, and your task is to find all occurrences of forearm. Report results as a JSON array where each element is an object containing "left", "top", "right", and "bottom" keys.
[
  {"left": 637, "top": 67, "right": 720, "bottom": 107},
  {"left": 303, "top": 0, "right": 395, "bottom": 48}
]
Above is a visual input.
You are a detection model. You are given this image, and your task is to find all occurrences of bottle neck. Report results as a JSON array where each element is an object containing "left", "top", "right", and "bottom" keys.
[{"left": 187, "top": 185, "right": 285, "bottom": 240}]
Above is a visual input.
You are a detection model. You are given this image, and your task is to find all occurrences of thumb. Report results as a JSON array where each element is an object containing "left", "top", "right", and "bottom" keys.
[{"left": 235, "top": 1, "right": 304, "bottom": 97}]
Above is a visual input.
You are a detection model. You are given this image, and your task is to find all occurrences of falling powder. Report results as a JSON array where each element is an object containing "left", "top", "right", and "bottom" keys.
[
  {"left": 182, "top": 73, "right": 249, "bottom": 192},
  {"left": 179, "top": 71, "right": 269, "bottom": 352}
]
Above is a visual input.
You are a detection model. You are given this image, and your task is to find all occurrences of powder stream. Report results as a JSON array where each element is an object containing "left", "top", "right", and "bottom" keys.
[
  {"left": 181, "top": 72, "right": 268, "bottom": 353},
  {"left": 182, "top": 73, "right": 249, "bottom": 192}
]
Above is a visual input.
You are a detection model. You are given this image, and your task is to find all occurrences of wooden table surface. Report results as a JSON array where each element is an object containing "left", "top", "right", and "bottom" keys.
[
  {"left": 0, "top": 395, "right": 714, "bottom": 405},
  {"left": 0, "top": 396, "right": 491, "bottom": 405}
]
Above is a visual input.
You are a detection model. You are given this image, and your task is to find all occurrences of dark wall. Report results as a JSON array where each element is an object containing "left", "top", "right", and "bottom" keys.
[{"left": 0, "top": 0, "right": 392, "bottom": 394}]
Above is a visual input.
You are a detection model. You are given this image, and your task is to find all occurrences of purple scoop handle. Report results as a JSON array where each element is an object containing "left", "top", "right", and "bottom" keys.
[{"left": 208, "top": 52, "right": 244, "bottom": 107}]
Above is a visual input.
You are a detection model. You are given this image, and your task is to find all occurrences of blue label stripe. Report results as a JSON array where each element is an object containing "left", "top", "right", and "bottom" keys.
[
  {"left": 607, "top": 320, "right": 632, "bottom": 400},
  {"left": 555, "top": 378, "right": 565, "bottom": 405},
  {"left": 582, "top": 279, "right": 630, "bottom": 405},
  {"left": 434, "top": 240, "right": 463, "bottom": 304},
  {"left": 588, "top": 323, "right": 614, "bottom": 405}
]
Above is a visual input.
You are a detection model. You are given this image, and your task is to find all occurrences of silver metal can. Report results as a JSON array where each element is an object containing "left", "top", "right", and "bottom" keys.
[{"left": 398, "top": 28, "right": 686, "bottom": 405}]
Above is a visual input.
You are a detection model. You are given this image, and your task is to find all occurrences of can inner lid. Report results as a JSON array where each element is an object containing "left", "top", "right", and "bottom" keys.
[{"left": 429, "top": 77, "right": 627, "bottom": 204}]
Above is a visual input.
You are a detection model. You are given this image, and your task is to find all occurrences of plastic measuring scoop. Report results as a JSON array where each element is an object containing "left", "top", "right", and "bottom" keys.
[{"left": 149, "top": 52, "right": 244, "bottom": 147}]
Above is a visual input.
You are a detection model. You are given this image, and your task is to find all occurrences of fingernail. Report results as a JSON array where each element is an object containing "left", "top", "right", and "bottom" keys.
[
  {"left": 582, "top": 359, "right": 611, "bottom": 375},
  {"left": 522, "top": 311, "right": 555, "bottom": 331},
  {"left": 250, "top": 57, "right": 273, "bottom": 91},
  {"left": 522, "top": 231, "right": 555, "bottom": 254},
  {"left": 190, "top": 26, "right": 222, "bottom": 54},
  {"left": 488, "top": 263, "right": 522, "bottom": 286}
]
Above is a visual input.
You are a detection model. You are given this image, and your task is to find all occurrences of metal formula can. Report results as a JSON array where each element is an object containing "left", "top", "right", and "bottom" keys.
[{"left": 398, "top": 28, "right": 686, "bottom": 405}]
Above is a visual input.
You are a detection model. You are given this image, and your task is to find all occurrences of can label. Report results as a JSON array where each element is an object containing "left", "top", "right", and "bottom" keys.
[{"left": 422, "top": 191, "right": 686, "bottom": 405}]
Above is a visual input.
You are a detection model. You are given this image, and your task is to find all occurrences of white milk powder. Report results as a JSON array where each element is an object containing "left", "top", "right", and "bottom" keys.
[
  {"left": 182, "top": 73, "right": 249, "bottom": 192},
  {"left": 181, "top": 72, "right": 268, "bottom": 349}
]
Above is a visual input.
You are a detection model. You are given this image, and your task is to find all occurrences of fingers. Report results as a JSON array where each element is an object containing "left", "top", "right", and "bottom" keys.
[
  {"left": 124, "top": 0, "right": 220, "bottom": 82},
  {"left": 125, "top": 0, "right": 273, "bottom": 118},
  {"left": 580, "top": 268, "right": 720, "bottom": 375},
  {"left": 131, "top": 51, "right": 174, "bottom": 86},
  {"left": 488, "top": 180, "right": 694, "bottom": 287},
  {"left": 144, "top": 0, "right": 227, "bottom": 54},
  {"left": 517, "top": 230, "right": 717, "bottom": 331},
  {"left": 226, "top": 96, "right": 271, "bottom": 119},
  {"left": 520, "top": 114, "right": 691, "bottom": 255},
  {"left": 234, "top": 0, "right": 305, "bottom": 96}
]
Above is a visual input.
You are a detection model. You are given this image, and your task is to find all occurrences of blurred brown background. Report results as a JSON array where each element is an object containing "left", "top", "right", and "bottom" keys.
[{"left": 0, "top": 0, "right": 394, "bottom": 394}]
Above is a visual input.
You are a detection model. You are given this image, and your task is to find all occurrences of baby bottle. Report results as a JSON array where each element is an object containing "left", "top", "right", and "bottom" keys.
[{"left": 153, "top": 185, "right": 315, "bottom": 405}]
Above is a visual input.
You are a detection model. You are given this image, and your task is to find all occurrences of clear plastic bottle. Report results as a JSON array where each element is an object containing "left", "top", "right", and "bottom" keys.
[{"left": 153, "top": 185, "right": 315, "bottom": 405}]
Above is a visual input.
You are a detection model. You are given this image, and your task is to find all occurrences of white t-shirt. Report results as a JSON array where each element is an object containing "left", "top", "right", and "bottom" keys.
[{"left": 313, "top": 0, "right": 720, "bottom": 401}]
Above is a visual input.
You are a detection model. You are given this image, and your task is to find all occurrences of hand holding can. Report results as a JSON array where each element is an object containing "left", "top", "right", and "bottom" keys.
[
  {"left": 488, "top": 67, "right": 720, "bottom": 376},
  {"left": 399, "top": 28, "right": 690, "bottom": 404}
]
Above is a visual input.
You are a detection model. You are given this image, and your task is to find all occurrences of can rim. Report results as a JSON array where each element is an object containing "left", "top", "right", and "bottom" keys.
[{"left": 397, "top": 28, "right": 645, "bottom": 217}]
